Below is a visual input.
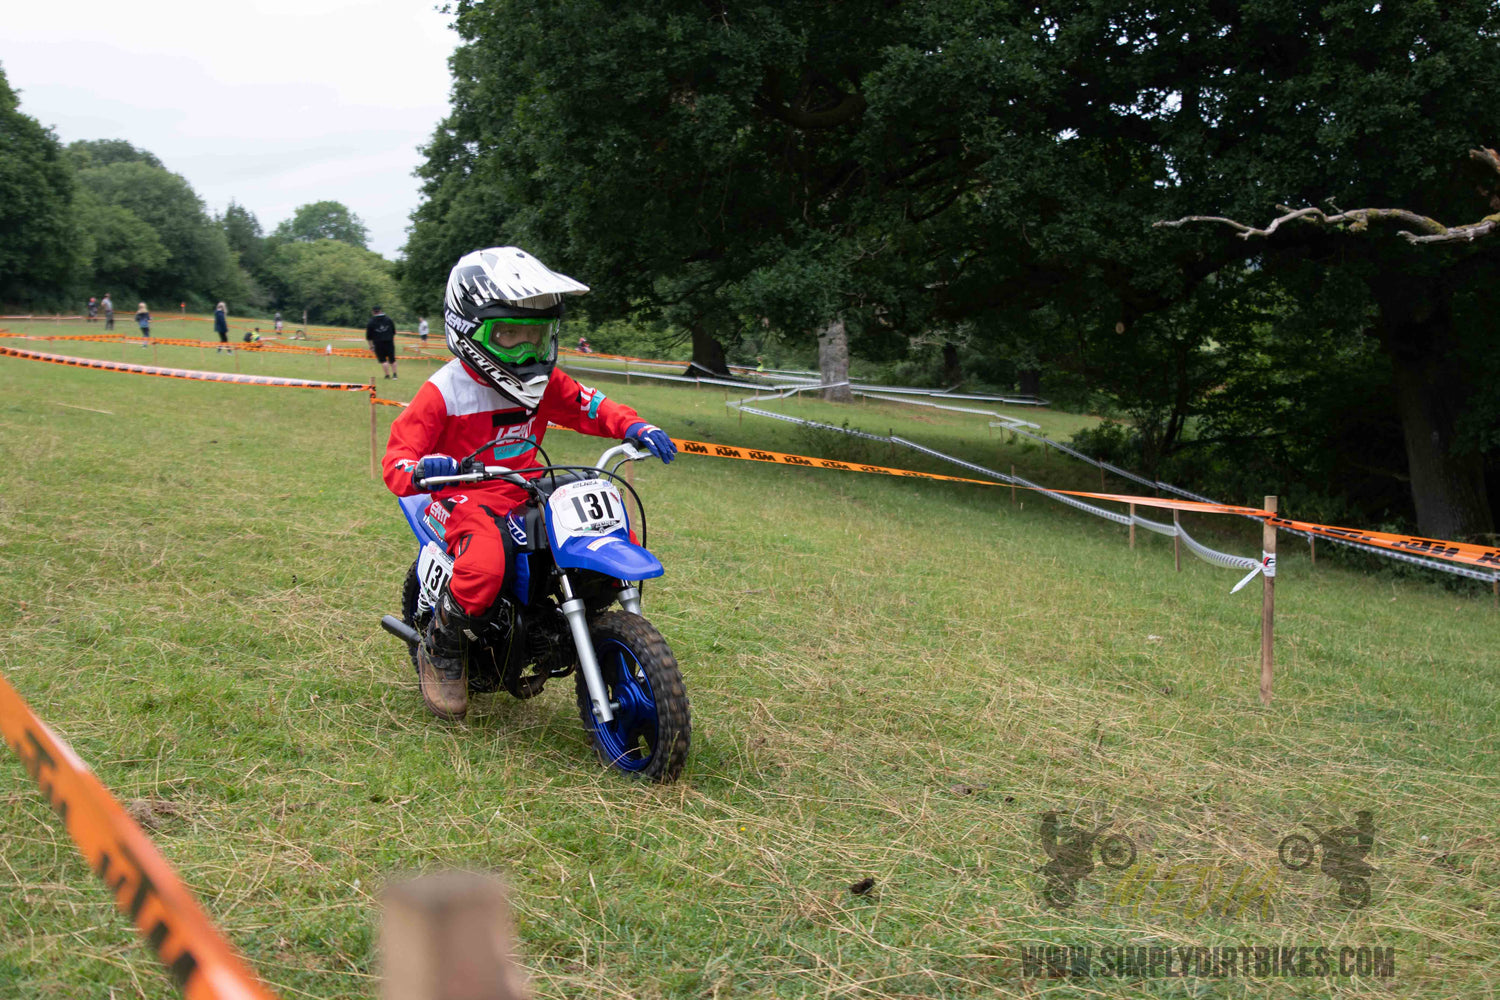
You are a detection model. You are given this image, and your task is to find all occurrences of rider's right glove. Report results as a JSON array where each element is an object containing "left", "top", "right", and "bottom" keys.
[
  {"left": 625, "top": 422, "right": 677, "bottom": 464},
  {"left": 411, "top": 454, "right": 461, "bottom": 489}
]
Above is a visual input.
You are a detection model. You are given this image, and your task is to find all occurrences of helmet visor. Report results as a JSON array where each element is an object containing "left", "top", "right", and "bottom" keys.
[{"left": 474, "top": 317, "right": 560, "bottom": 366}]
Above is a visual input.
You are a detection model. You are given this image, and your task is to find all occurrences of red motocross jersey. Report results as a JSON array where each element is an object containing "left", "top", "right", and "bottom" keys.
[{"left": 382, "top": 360, "right": 643, "bottom": 508}]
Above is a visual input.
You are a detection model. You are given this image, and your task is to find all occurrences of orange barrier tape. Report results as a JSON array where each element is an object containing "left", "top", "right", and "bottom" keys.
[
  {"left": 0, "top": 344, "right": 372, "bottom": 391},
  {"left": 0, "top": 331, "right": 432, "bottom": 360},
  {"left": 1267, "top": 517, "right": 1500, "bottom": 571},
  {"left": 0, "top": 673, "right": 281, "bottom": 999},
  {"left": 670, "top": 437, "right": 1500, "bottom": 573},
  {"left": 5, "top": 342, "right": 1490, "bottom": 573}
]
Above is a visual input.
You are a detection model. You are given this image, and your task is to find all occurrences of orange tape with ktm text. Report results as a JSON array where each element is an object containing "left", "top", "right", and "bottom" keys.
[
  {"left": 669, "top": 437, "right": 1500, "bottom": 573},
  {"left": 0, "top": 672, "right": 281, "bottom": 999}
]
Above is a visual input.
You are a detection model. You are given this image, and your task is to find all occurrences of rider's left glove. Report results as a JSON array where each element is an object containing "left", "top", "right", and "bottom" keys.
[
  {"left": 625, "top": 422, "right": 677, "bottom": 464},
  {"left": 412, "top": 454, "right": 461, "bottom": 489}
]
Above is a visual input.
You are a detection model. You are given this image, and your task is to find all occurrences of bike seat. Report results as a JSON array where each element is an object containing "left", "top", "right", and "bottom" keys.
[{"left": 531, "top": 470, "right": 590, "bottom": 499}]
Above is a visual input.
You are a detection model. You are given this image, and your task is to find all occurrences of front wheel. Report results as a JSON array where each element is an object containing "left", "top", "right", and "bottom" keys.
[{"left": 575, "top": 611, "right": 689, "bottom": 783}]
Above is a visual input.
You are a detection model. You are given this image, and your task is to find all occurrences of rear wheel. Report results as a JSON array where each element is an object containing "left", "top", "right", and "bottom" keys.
[
  {"left": 575, "top": 611, "right": 689, "bottom": 783},
  {"left": 400, "top": 562, "right": 424, "bottom": 671}
]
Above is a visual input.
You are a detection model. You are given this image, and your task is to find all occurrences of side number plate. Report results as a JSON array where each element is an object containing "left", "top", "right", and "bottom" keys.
[{"left": 417, "top": 541, "right": 453, "bottom": 608}]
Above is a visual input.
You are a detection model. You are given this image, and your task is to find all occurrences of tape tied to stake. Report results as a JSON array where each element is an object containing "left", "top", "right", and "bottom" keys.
[{"left": 1230, "top": 552, "right": 1276, "bottom": 595}]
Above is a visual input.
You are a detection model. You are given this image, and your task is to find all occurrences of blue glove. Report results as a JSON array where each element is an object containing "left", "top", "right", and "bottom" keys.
[
  {"left": 625, "top": 422, "right": 676, "bottom": 464},
  {"left": 411, "top": 454, "right": 461, "bottom": 489}
]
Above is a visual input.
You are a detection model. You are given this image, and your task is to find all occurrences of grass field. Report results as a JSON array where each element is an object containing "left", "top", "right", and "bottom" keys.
[{"left": 1, "top": 320, "right": 1497, "bottom": 999}]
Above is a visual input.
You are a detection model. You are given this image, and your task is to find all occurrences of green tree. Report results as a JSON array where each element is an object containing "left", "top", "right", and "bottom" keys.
[
  {"left": 405, "top": 1, "right": 931, "bottom": 374},
  {"left": 77, "top": 160, "right": 243, "bottom": 304},
  {"left": 0, "top": 63, "right": 82, "bottom": 304},
  {"left": 221, "top": 200, "right": 266, "bottom": 275},
  {"left": 262, "top": 239, "right": 400, "bottom": 328},
  {"left": 75, "top": 189, "right": 169, "bottom": 295},
  {"left": 66, "top": 138, "right": 163, "bottom": 172},
  {"left": 271, "top": 200, "right": 369, "bottom": 249},
  {"left": 409, "top": 1, "right": 1500, "bottom": 536}
]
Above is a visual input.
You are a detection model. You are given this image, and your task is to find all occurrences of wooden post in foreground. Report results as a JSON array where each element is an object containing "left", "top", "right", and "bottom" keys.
[
  {"left": 1261, "top": 495, "right": 1278, "bottom": 706},
  {"left": 382, "top": 871, "right": 527, "bottom": 1000},
  {"left": 1309, "top": 534, "right": 1316, "bottom": 566},
  {"left": 1173, "top": 509, "right": 1181, "bottom": 571},
  {"left": 370, "top": 392, "right": 379, "bottom": 478},
  {"left": 1128, "top": 503, "right": 1136, "bottom": 549}
]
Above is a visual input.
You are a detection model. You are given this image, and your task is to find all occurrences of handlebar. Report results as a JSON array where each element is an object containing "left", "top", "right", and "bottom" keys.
[{"left": 415, "top": 439, "right": 655, "bottom": 489}]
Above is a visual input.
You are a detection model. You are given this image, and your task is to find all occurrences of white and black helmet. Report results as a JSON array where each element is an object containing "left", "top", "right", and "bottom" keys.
[{"left": 443, "top": 247, "right": 590, "bottom": 409}]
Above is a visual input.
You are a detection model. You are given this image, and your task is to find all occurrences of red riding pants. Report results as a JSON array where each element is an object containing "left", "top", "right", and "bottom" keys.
[{"left": 432, "top": 494, "right": 520, "bottom": 616}]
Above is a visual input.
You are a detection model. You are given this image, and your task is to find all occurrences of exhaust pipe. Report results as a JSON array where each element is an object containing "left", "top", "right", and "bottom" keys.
[{"left": 381, "top": 615, "right": 421, "bottom": 648}]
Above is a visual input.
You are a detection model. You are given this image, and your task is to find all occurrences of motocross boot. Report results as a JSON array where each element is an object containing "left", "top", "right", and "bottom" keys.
[{"left": 416, "top": 591, "right": 479, "bottom": 721}]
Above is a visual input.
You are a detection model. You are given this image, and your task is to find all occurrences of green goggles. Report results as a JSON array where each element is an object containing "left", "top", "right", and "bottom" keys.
[{"left": 473, "top": 316, "right": 559, "bottom": 365}]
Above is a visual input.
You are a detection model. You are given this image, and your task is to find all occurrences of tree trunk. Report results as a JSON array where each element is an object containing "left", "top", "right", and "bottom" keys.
[
  {"left": 1376, "top": 286, "right": 1494, "bottom": 540},
  {"left": 1018, "top": 368, "right": 1042, "bottom": 397},
  {"left": 818, "top": 317, "right": 851, "bottom": 402},
  {"left": 942, "top": 341, "right": 962, "bottom": 387},
  {"left": 1389, "top": 352, "right": 1494, "bottom": 540},
  {"left": 685, "top": 323, "right": 730, "bottom": 377}
]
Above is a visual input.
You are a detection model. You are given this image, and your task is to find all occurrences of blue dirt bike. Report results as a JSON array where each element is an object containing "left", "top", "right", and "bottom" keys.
[{"left": 380, "top": 440, "right": 689, "bottom": 783}]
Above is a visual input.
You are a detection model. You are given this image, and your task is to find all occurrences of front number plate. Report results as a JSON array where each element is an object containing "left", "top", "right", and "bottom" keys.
[{"left": 548, "top": 479, "right": 627, "bottom": 540}]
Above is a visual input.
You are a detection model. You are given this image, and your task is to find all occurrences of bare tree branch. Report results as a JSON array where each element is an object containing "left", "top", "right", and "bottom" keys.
[{"left": 1155, "top": 148, "right": 1500, "bottom": 246}]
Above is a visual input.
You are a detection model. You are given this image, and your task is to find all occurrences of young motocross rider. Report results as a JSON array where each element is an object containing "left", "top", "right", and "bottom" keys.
[{"left": 382, "top": 247, "right": 677, "bottom": 721}]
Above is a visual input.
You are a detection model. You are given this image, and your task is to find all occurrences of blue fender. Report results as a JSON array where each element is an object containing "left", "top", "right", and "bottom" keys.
[
  {"left": 551, "top": 532, "right": 664, "bottom": 580},
  {"left": 398, "top": 493, "right": 443, "bottom": 547}
]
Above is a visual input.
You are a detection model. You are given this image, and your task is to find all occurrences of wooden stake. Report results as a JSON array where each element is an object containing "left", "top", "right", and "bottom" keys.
[
  {"left": 1128, "top": 503, "right": 1136, "bottom": 549},
  {"left": 370, "top": 392, "right": 379, "bottom": 478},
  {"left": 1309, "top": 535, "right": 1316, "bottom": 566},
  {"left": 1173, "top": 509, "right": 1181, "bottom": 571},
  {"left": 1261, "top": 495, "right": 1277, "bottom": 706},
  {"left": 1493, "top": 577, "right": 1498, "bottom": 609},
  {"left": 381, "top": 871, "right": 527, "bottom": 1000},
  {"left": 1100, "top": 465, "right": 1106, "bottom": 491},
  {"left": 1010, "top": 464, "right": 1016, "bottom": 506}
]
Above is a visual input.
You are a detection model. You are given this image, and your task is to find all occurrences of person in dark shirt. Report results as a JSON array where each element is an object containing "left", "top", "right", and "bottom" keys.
[
  {"left": 213, "top": 301, "right": 231, "bottom": 353},
  {"left": 366, "top": 305, "right": 398, "bottom": 379}
]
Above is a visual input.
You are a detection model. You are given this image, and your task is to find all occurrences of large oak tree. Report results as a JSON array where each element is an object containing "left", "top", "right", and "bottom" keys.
[{"left": 406, "top": 1, "right": 1500, "bottom": 537}]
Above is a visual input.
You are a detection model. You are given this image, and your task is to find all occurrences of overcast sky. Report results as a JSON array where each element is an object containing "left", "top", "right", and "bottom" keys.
[{"left": 1, "top": 0, "right": 458, "bottom": 259}]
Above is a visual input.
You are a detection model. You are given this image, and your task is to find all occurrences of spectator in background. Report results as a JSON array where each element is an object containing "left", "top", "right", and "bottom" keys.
[
  {"left": 366, "top": 304, "right": 398, "bottom": 379},
  {"left": 417, "top": 316, "right": 429, "bottom": 345},
  {"left": 87, "top": 297, "right": 98, "bottom": 322},
  {"left": 274, "top": 310, "right": 284, "bottom": 336},
  {"left": 135, "top": 302, "right": 151, "bottom": 346},
  {"left": 213, "top": 301, "right": 231, "bottom": 353},
  {"left": 102, "top": 294, "right": 114, "bottom": 330}
]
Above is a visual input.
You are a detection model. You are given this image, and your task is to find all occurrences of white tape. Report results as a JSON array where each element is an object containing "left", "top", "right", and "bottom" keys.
[{"left": 1262, "top": 552, "right": 1276, "bottom": 578}]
